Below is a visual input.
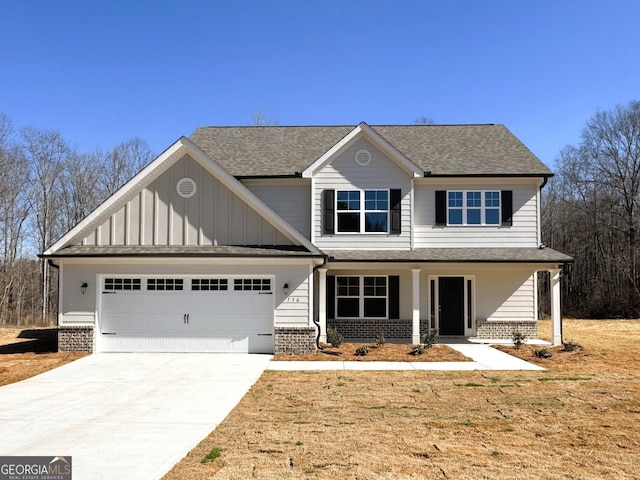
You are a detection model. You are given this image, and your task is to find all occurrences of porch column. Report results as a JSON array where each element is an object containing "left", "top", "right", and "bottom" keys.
[
  {"left": 412, "top": 269, "right": 421, "bottom": 344},
  {"left": 318, "top": 268, "right": 327, "bottom": 343},
  {"left": 549, "top": 268, "right": 562, "bottom": 346}
]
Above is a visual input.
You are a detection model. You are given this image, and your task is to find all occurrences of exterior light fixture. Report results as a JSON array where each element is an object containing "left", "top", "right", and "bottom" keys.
[
  {"left": 81, "top": 282, "right": 88, "bottom": 295},
  {"left": 283, "top": 283, "right": 289, "bottom": 295}
]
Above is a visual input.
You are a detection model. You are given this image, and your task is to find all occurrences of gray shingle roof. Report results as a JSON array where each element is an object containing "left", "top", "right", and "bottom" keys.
[
  {"left": 46, "top": 245, "right": 321, "bottom": 258},
  {"left": 325, "top": 248, "right": 573, "bottom": 263},
  {"left": 190, "top": 124, "right": 552, "bottom": 177}
]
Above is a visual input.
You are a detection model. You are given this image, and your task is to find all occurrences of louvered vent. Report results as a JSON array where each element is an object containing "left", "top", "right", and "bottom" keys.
[
  {"left": 355, "top": 149, "right": 371, "bottom": 166},
  {"left": 176, "top": 178, "right": 197, "bottom": 198}
]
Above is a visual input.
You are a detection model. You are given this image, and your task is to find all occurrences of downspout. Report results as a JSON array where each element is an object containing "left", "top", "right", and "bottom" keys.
[
  {"left": 47, "top": 260, "right": 60, "bottom": 326},
  {"left": 311, "top": 255, "right": 329, "bottom": 350}
]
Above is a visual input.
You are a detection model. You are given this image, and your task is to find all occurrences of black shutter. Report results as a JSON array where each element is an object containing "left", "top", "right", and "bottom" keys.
[
  {"left": 435, "top": 190, "right": 446, "bottom": 226},
  {"left": 501, "top": 190, "right": 513, "bottom": 226},
  {"left": 388, "top": 276, "right": 400, "bottom": 319},
  {"left": 323, "top": 189, "right": 335, "bottom": 234},
  {"left": 327, "top": 275, "right": 335, "bottom": 320},
  {"left": 390, "top": 189, "right": 401, "bottom": 234}
]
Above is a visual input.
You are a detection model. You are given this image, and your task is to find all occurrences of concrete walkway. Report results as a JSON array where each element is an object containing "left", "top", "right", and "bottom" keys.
[
  {"left": 268, "top": 343, "right": 545, "bottom": 371},
  {"left": 0, "top": 353, "right": 272, "bottom": 480}
]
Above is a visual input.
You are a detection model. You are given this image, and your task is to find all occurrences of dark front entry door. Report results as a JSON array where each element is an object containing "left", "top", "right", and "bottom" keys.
[{"left": 439, "top": 277, "right": 465, "bottom": 336}]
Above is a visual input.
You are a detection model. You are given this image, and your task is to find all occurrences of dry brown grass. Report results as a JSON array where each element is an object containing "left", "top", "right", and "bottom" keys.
[
  {"left": 274, "top": 342, "right": 471, "bottom": 362},
  {"left": 0, "top": 327, "right": 87, "bottom": 386},
  {"left": 165, "top": 320, "right": 640, "bottom": 480}
]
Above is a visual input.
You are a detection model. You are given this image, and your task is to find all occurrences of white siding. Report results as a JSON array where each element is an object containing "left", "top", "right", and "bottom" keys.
[
  {"left": 476, "top": 270, "right": 535, "bottom": 321},
  {"left": 244, "top": 180, "right": 311, "bottom": 239},
  {"left": 313, "top": 138, "right": 412, "bottom": 249},
  {"left": 81, "top": 154, "right": 297, "bottom": 247},
  {"left": 58, "top": 260, "right": 312, "bottom": 327},
  {"left": 414, "top": 180, "right": 539, "bottom": 248}
]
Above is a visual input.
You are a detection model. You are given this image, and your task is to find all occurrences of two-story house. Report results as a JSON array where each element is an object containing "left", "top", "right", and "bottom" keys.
[{"left": 43, "top": 122, "right": 572, "bottom": 354}]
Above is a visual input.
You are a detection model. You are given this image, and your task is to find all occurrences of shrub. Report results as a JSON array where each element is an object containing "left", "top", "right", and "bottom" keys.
[
  {"left": 327, "top": 327, "right": 344, "bottom": 348},
  {"left": 512, "top": 330, "right": 527, "bottom": 349},
  {"left": 421, "top": 330, "right": 438, "bottom": 349},
  {"left": 375, "top": 328, "right": 386, "bottom": 346},
  {"left": 409, "top": 345, "right": 425, "bottom": 356},
  {"left": 562, "top": 340, "right": 582, "bottom": 352},
  {"left": 201, "top": 447, "right": 222, "bottom": 464},
  {"left": 354, "top": 346, "right": 370, "bottom": 356},
  {"left": 534, "top": 348, "right": 552, "bottom": 359}
]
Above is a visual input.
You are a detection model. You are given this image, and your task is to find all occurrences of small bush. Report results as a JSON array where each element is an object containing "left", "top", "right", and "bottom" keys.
[
  {"left": 201, "top": 447, "right": 222, "bottom": 464},
  {"left": 562, "top": 340, "right": 582, "bottom": 352},
  {"left": 409, "top": 345, "right": 426, "bottom": 356},
  {"left": 512, "top": 330, "right": 527, "bottom": 349},
  {"left": 354, "top": 346, "right": 370, "bottom": 356},
  {"left": 327, "top": 327, "right": 344, "bottom": 348},
  {"left": 421, "top": 330, "right": 438, "bottom": 349},
  {"left": 534, "top": 348, "right": 552, "bottom": 359},
  {"left": 375, "top": 328, "right": 386, "bottom": 346}
]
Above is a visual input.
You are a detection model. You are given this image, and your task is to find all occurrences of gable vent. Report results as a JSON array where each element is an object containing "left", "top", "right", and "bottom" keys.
[
  {"left": 355, "top": 149, "right": 371, "bottom": 166},
  {"left": 176, "top": 177, "right": 197, "bottom": 198}
]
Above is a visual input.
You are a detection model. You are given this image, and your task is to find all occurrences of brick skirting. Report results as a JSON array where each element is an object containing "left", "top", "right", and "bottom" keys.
[
  {"left": 58, "top": 326, "right": 94, "bottom": 352},
  {"left": 474, "top": 319, "right": 538, "bottom": 339},
  {"left": 328, "top": 319, "right": 411, "bottom": 341},
  {"left": 274, "top": 327, "right": 316, "bottom": 355}
]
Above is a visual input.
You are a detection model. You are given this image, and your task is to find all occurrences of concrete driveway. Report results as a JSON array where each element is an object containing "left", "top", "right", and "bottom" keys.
[{"left": 0, "top": 353, "right": 272, "bottom": 480}]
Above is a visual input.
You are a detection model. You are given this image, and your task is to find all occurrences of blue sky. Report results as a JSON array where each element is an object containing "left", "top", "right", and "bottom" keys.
[{"left": 1, "top": 0, "right": 638, "bottom": 169}]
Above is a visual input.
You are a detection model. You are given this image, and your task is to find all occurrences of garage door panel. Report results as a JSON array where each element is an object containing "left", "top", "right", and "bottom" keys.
[{"left": 99, "top": 276, "right": 274, "bottom": 353}]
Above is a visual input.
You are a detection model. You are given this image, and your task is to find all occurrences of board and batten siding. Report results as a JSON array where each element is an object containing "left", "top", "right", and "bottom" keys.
[
  {"left": 243, "top": 180, "right": 311, "bottom": 240},
  {"left": 313, "top": 138, "right": 412, "bottom": 249},
  {"left": 81, "top": 154, "right": 293, "bottom": 247},
  {"left": 58, "top": 261, "right": 312, "bottom": 327},
  {"left": 414, "top": 180, "right": 539, "bottom": 248}
]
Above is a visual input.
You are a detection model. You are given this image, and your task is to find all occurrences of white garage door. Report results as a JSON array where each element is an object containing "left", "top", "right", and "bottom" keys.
[{"left": 99, "top": 276, "right": 274, "bottom": 353}]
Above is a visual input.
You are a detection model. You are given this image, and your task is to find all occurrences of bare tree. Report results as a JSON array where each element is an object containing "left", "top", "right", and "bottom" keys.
[
  {"left": 252, "top": 108, "right": 280, "bottom": 126},
  {"left": 99, "top": 137, "right": 154, "bottom": 196},
  {"left": 413, "top": 115, "right": 436, "bottom": 125}
]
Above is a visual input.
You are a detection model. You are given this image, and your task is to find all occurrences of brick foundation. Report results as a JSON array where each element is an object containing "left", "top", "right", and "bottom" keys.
[
  {"left": 328, "top": 319, "right": 411, "bottom": 341},
  {"left": 58, "top": 326, "right": 94, "bottom": 352},
  {"left": 473, "top": 320, "right": 538, "bottom": 340},
  {"left": 274, "top": 327, "right": 316, "bottom": 355}
]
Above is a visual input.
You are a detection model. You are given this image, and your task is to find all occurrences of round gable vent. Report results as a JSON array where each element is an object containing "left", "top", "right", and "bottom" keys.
[
  {"left": 176, "top": 177, "right": 197, "bottom": 198},
  {"left": 355, "top": 149, "right": 371, "bottom": 166}
]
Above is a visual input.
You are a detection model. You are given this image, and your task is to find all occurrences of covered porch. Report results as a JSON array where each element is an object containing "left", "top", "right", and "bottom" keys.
[{"left": 316, "top": 248, "right": 573, "bottom": 346}]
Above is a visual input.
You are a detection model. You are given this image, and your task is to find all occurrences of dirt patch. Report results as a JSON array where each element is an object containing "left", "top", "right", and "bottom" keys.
[
  {"left": 164, "top": 320, "right": 640, "bottom": 480},
  {"left": 0, "top": 327, "right": 88, "bottom": 386},
  {"left": 274, "top": 342, "right": 471, "bottom": 362}
]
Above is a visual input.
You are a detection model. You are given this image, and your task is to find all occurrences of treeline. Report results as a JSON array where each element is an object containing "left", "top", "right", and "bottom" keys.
[
  {"left": 0, "top": 113, "right": 154, "bottom": 325},
  {"left": 542, "top": 100, "right": 640, "bottom": 317}
]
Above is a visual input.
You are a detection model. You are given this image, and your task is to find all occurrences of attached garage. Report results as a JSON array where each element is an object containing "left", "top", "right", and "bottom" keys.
[{"left": 98, "top": 276, "right": 275, "bottom": 353}]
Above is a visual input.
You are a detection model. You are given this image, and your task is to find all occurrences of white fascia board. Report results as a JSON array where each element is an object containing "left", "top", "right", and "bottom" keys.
[
  {"left": 301, "top": 122, "right": 423, "bottom": 178},
  {"left": 178, "top": 138, "right": 323, "bottom": 255},
  {"left": 44, "top": 139, "right": 186, "bottom": 255}
]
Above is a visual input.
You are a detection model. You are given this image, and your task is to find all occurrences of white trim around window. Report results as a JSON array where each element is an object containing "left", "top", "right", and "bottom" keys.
[
  {"left": 336, "top": 275, "right": 388, "bottom": 318},
  {"left": 336, "top": 189, "right": 390, "bottom": 234},
  {"left": 447, "top": 190, "right": 501, "bottom": 226}
]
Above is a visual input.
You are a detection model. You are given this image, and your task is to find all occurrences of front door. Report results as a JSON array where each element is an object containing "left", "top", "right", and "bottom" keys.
[{"left": 438, "top": 277, "right": 465, "bottom": 336}]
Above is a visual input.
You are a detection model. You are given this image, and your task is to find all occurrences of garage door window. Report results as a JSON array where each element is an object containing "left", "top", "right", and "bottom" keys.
[
  {"left": 147, "top": 278, "right": 184, "bottom": 291},
  {"left": 191, "top": 279, "right": 228, "bottom": 291},
  {"left": 104, "top": 278, "right": 141, "bottom": 291},
  {"left": 234, "top": 278, "right": 271, "bottom": 291}
]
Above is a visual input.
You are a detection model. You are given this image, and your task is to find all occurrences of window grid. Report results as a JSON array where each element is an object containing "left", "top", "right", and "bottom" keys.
[
  {"left": 104, "top": 278, "right": 141, "bottom": 291},
  {"left": 336, "top": 189, "right": 389, "bottom": 233},
  {"left": 336, "top": 276, "right": 387, "bottom": 318},
  {"left": 447, "top": 190, "right": 500, "bottom": 225},
  {"left": 191, "top": 278, "right": 228, "bottom": 291},
  {"left": 233, "top": 278, "right": 271, "bottom": 291},
  {"left": 147, "top": 278, "right": 184, "bottom": 291}
]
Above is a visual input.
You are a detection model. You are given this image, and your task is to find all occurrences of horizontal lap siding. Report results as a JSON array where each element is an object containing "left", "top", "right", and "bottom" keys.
[
  {"left": 82, "top": 154, "right": 293, "bottom": 247},
  {"left": 476, "top": 270, "right": 535, "bottom": 321},
  {"left": 313, "top": 138, "right": 412, "bottom": 249},
  {"left": 245, "top": 182, "right": 311, "bottom": 240},
  {"left": 414, "top": 182, "right": 539, "bottom": 248}
]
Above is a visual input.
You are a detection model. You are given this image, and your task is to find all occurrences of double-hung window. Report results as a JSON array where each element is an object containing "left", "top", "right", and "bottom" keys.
[
  {"left": 447, "top": 191, "right": 501, "bottom": 225},
  {"left": 336, "top": 276, "right": 387, "bottom": 318},
  {"left": 336, "top": 190, "right": 388, "bottom": 233}
]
